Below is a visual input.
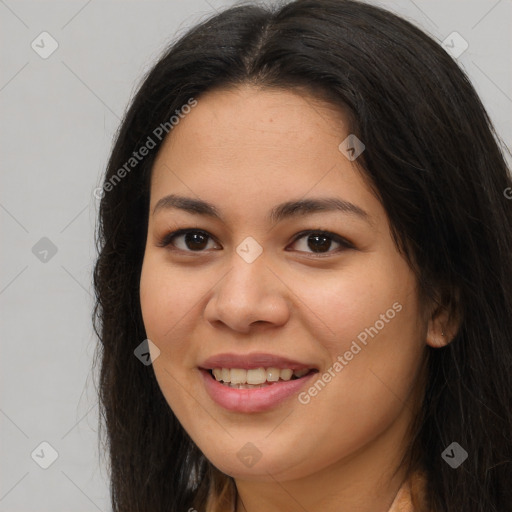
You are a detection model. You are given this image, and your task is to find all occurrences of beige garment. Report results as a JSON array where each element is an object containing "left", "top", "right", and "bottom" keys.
[
  {"left": 388, "top": 471, "right": 428, "bottom": 512},
  {"left": 218, "top": 471, "right": 429, "bottom": 512}
]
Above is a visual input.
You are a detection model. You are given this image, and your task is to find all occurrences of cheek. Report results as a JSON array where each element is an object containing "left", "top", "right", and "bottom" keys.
[
  {"left": 294, "top": 255, "right": 424, "bottom": 417},
  {"left": 139, "top": 255, "right": 204, "bottom": 419},
  {"left": 292, "top": 255, "right": 417, "bottom": 355},
  {"left": 139, "top": 253, "right": 204, "bottom": 343},
  {"left": 303, "top": 264, "right": 423, "bottom": 401}
]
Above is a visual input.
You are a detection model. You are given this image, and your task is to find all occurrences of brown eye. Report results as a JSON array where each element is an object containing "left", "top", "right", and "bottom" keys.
[
  {"left": 289, "top": 231, "right": 353, "bottom": 255},
  {"left": 158, "top": 229, "right": 219, "bottom": 252}
]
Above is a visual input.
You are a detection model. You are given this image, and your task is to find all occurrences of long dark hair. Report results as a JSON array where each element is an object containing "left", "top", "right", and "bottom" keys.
[{"left": 92, "top": 1, "right": 512, "bottom": 510}]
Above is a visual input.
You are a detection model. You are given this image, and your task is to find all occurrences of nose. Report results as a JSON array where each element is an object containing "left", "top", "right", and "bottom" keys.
[{"left": 203, "top": 253, "right": 291, "bottom": 334}]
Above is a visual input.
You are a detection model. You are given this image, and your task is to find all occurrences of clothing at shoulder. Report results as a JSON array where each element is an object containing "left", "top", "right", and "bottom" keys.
[
  {"left": 388, "top": 471, "right": 429, "bottom": 512},
  {"left": 218, "top": 471, "right": 429, "bottom": 512}
]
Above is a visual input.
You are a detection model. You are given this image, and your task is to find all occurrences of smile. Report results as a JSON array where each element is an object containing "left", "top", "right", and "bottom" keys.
[
  {"left": 199, "top": 367, "right": 319, "bottom": 412},
  {"left": 210, "top": 367, "right": 312, "bottom": 387}
]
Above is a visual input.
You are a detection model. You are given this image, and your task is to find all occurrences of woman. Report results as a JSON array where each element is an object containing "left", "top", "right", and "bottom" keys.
[{"left": 92, "top": 1, "right": 512, "bottom": 511}]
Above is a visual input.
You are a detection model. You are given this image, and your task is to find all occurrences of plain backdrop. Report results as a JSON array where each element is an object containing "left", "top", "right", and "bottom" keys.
[{"left": 1, "top": 1, "right": 511, "bottom": 510}]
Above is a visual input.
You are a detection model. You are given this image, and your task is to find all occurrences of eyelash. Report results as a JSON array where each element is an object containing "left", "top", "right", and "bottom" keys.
[{"left": 156, "top": 228, "right": 354, "bottom": 257}]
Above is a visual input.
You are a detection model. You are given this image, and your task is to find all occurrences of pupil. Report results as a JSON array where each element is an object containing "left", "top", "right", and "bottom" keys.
[
  {"left": 308, "top": 234, "right": 330, "bottom": 253},
  {"left": 185, "top": 232, "right": 208, "bottom": 250}
]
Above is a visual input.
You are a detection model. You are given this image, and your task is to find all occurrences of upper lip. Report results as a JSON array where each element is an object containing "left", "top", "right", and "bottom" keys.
[{"left": 199, "top": 352, "right": 318, "bottom": 371}]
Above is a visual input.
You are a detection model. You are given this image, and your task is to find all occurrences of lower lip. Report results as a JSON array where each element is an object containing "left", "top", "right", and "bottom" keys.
[{"left": 199, "top": 369, "right": 318, "bottom": 413}]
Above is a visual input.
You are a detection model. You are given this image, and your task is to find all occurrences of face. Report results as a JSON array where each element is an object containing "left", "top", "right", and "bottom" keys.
[{"left": 139, "top": 85, "right": 429, "bottom": 483}]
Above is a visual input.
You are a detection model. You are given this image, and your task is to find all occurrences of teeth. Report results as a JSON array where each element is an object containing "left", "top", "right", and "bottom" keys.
[
  {"left": 210, "top": 367, "right": 311, "bottom": 385},
  {"left": 266, "top": 367, "right": 280, "bottom": 382},
  {"left": 247, "top": 368, "right": 267, "bottom": 385},
  {"left": 221, "top": 368, "right": 230, "bottom": 382},
  {"left": 280, "top": 369, "right": 293, "bottom": 381},
  {"left": 230, "top": 369, "right": 246, "bottom": 384}
]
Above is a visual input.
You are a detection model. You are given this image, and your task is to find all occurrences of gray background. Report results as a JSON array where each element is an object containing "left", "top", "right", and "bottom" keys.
[{"left": 1, "top": 0, "right": 511, "bottom": 510}]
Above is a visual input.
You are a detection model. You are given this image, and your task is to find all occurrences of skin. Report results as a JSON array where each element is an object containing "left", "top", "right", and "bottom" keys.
[{"left": 139, "top": 84, "right": 453, "bottom": 512}]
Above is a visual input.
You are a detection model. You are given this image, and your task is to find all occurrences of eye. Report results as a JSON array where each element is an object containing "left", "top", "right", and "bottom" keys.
[
  {"left": 288, "top": 230, "right": 354, "bottom": 256},
  {"left": 157, "top": 229, "right": 354, "bottom": 256},
  {"left": 157, "top": 229, "right": 219, "bottom": 252}
]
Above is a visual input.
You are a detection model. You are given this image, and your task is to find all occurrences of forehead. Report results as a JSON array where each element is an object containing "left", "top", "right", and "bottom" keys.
[
  {"left": 159, "top": 84, "right": 349, "bottom": 164},
  {"left": 149, "top": 85, "right": 380, "bottom": 225}
]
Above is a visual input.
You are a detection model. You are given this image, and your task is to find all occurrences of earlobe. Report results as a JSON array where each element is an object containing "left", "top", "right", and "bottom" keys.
[
  {"left": 423, "top": 285, "right": 461, "bottom": 348},
  {"left": 425, "top": 301, "right": 460, "bottom": 348},
  {"left": 426, "top": 320, "right": 449, "bottom": 348}
]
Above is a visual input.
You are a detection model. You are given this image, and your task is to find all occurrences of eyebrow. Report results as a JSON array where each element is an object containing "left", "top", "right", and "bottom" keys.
[{"left": 152, "top": 194, "right": 372, "bottom": 226}]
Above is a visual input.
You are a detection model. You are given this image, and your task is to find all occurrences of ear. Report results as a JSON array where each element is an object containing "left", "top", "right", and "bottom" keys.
[{"left": 425, "top": 288, "right": 461, "bottom": 348}]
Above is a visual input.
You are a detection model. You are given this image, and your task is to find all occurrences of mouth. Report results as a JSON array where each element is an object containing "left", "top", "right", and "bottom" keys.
[
  {"left": 205, "top": 367, "right": 319, "bottom": 389},
  {"left": 198, "top": 366, "right": 320, "bottom": 412}
]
